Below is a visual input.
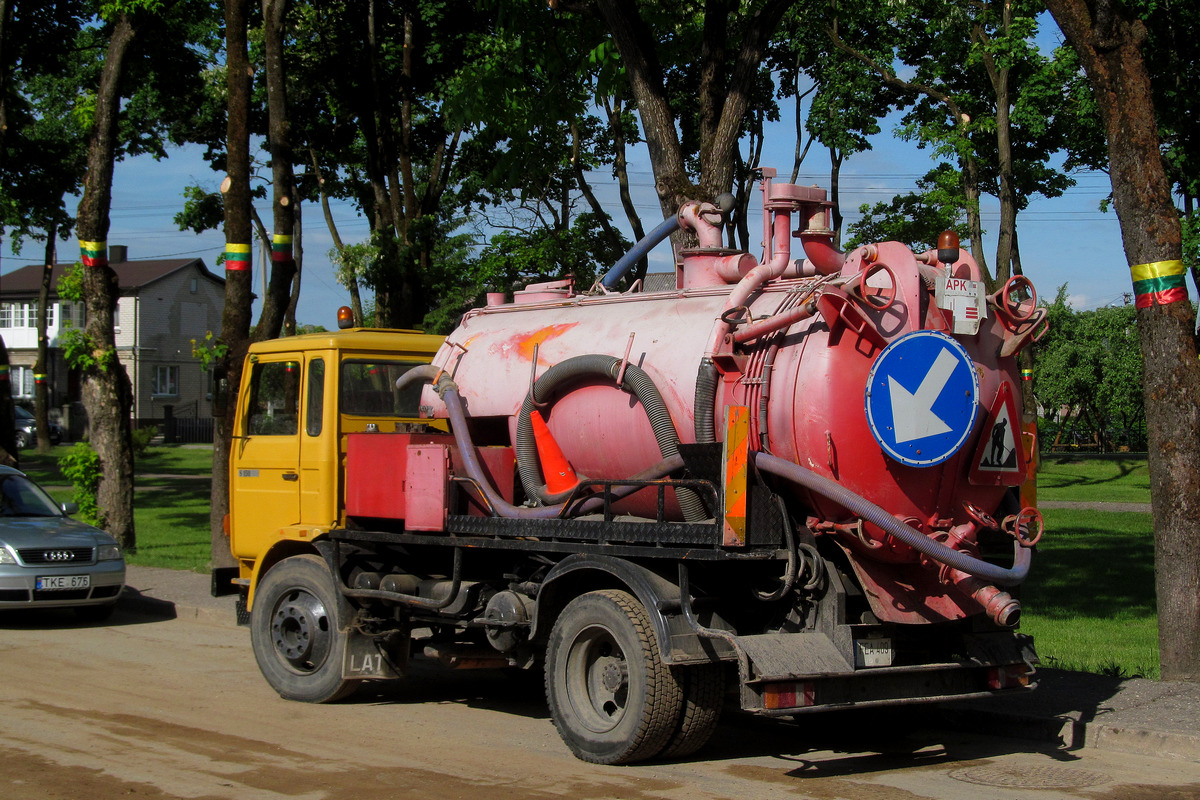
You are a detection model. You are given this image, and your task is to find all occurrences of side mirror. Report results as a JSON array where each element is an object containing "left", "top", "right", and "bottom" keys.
[{"left": 61, "top": 502, "right": 80, "bottom": 515}]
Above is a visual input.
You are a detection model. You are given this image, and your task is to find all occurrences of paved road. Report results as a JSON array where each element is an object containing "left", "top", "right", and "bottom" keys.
[{"left": 2, "top": 603, "right": 1198, "bottom": 800}]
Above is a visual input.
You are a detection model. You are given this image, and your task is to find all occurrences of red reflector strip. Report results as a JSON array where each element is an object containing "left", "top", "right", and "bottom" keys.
[
  {"left": 763, "top": 681, "right": 815, "bottom": 710},
  {"left": 987, "top": 664, "right": 1032, "bottom": 690}
]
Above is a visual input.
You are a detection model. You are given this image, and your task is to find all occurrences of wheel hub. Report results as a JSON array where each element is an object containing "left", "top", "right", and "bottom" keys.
[
  {"left": 270, "top": 589, "right": 330, "bottom": 671},
  {"left": 601, "top": 659, "right": 628, "bottom": 692}
]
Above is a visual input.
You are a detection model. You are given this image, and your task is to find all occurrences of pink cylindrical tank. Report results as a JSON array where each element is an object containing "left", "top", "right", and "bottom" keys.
[{"left": 420, "top": 209, "right": 1026, "bottom": 555}]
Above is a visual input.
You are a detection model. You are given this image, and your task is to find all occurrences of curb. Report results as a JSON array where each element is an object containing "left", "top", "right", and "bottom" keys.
[
  {"left": 939, "top": 702, "right": 1200, "bottom": 764},
  {"left": 118, "top": 586, "right": 237, "bottom": 628}
]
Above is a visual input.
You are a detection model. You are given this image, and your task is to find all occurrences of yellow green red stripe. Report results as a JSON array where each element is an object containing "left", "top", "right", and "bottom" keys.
[
  {"left": 225, "top": 242, "right": 252, "bottom": 271},
  {"left": 271, "top": 234, "right": 293, "bottom": 263},
  {"left": 80, "top": 240, "right": 107, "bottom": 268},
  {"left": 1131, "top": 259, "right": 1187, "bottom": 308},
  {"left": 1020, "top": 369, "right": 1033, "bottom": 381}
]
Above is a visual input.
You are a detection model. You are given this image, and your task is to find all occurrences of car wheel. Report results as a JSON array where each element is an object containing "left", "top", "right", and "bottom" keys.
[
  {"left": 545, "top": 589, "right": 683, "bottom": 764},
  {"left": 251, "top": 554, "right": 361, "bottom": 703},
  {"left": 14, "top": 430, "right": 30, "bottom": 450},
  {"left": 75, "top": 602, "right": 117, "bottom": 623}
]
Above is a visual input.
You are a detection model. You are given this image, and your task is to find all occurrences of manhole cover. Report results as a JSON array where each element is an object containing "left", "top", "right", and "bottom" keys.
[{"left": 949, "top": 765, "right": 1110, "bottom": 789}]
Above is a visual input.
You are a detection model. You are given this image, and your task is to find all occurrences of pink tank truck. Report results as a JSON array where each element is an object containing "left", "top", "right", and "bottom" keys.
[{"left": 235, "top": 168, "right": 1047, "bottom": 765}]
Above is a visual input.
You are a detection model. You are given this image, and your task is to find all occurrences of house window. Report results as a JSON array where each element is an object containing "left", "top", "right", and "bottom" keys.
[
  {"left": 8, "top": 366, "right": 34, "bottom": 398},
  {"left": 152, "top": 366, "right": 179, "bottom": 397},
  {"left": 113, "top": 302, "right": 120, "bottom": 331},
  {"left": 0, "top": 302, "right": 52, "bottom": 328}
]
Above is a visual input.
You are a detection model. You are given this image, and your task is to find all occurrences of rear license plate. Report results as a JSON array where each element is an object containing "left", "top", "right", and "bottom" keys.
[
  {"left": 37, "top": 575, "right": 91, "bottom": 591},
  {"left": 855, "top": 637, "right": 894, "bottom": 668}
]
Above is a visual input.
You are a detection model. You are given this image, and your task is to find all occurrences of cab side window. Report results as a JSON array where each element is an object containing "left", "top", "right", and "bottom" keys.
[
  {"left": 306, "top": 358, "right": 325, "bottom": 436},
  {"left": 246, "top": 361, "right": 300, "bottom": 436}
]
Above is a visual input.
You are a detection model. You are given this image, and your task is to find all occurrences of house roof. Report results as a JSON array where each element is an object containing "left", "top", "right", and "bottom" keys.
[{"left": 0, "top": 257, "right": 223, "bottom": 299}]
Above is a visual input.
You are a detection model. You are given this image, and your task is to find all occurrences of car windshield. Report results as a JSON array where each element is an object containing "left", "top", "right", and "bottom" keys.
[
  {"left": 0, "top": 474, "right": 63, "bottom": 517},
  {"left": 15, "top": 407, "right": 33, "bottom": 420}
]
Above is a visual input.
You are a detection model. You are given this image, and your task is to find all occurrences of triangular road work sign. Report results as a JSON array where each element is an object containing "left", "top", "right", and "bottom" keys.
[{"left": 969, "top": 381, "right": 1028, "bottom": 486}]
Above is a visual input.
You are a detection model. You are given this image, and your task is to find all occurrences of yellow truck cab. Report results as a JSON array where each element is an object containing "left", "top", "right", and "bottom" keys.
[{"left": 227, "top": 327, "right": 443, "bottom": 610}]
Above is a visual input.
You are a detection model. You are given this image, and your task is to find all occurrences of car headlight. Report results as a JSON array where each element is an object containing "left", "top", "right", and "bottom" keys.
[
  {"left": 97, "top": 544, "right": 122, "bottom": 561},
  {"left": 0, "top": 546, "right": 15, "bottom": 565}
]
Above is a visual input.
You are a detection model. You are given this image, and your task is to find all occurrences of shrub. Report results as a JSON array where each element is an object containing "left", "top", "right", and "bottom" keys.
[
  {"left": 131, "top": 426, "right": 156, "bottom": 458},
  {"left": 57, "top": 442, "right": 103, "bottom": 526}
]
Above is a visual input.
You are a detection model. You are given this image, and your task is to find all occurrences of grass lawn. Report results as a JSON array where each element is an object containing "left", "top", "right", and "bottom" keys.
[
  {"left": 1036, "top": 454, "right": 1151, "bottom": 504},
  {"left": 16, "top": 444, "right": 216, "bottom": 573},
  {"left": 1020, "top": 507, "right": 1159, "bottom": 679}
]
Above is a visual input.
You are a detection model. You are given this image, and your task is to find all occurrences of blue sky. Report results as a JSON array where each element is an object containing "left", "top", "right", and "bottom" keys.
[{"left": 1, "top": 99, "right": 1133, "bottom": 329}]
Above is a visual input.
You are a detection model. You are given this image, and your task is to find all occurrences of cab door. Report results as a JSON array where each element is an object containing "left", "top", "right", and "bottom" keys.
[{"left": 229, "top": 357, "right": 302, "bottom": 560}]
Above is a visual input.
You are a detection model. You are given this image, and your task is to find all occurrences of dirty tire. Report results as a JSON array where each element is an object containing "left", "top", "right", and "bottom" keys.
[
  {"left": 251, "top": 554, "right": 361, "bottom": 703},
  {"left": 545, "top": 590, "right": 683, "bottom": 764},
  {"left": 659, "top": 663, "right": 724, "bottom": 759}
]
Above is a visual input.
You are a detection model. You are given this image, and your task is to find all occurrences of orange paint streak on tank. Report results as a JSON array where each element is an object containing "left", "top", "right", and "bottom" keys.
[{"left": 515, "top": 323, "right": 579, "bottom": 364}]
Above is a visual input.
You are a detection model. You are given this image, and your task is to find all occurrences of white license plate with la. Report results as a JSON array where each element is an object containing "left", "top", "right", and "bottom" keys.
[{"left": 37, "top": 575, "right": 91, "bottom": 591}]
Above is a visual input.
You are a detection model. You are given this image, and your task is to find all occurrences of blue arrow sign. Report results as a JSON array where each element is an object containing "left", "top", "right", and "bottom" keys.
[{"left": 865, "top": 331, "right": 979, "bottom": 467}]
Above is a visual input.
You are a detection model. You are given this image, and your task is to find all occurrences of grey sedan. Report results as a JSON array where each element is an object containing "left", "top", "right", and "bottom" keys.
[{"left": 0, "top": 465, "right": 125, "bottom": 621}]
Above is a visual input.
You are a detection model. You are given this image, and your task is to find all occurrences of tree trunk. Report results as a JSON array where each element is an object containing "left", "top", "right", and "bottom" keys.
[
  {"left": 829, "top": 147, "right": 844, "bottom": 248},
  {"left": 1047, "top": 0, "right": 1200, "bottom": 682},
  {"left": 0, "top": 0, "right": 11, "bottom": 172},
  {"left": 312, "top": 149, "right": 364, "bottom": 326},
  {"left": 974, "top": 3, "right": 1016, "bottom": 287},
  {"left": 594, "top": 0, "right": 694, "bottom": 218},
  {"left": 0, "top": 335, "right": 17, "bottom": 468},
  {"left": 260, "top": 0, "right": 297, "bottom": 341},
  {"left": 34, "top": 230, "right": 56, "bottom": 455},
  {"left": 76, "top": 12, "right": 138, "bottom": 551},
  {"left": 212, "top": 0, "right": 255, "bottom": 574}
]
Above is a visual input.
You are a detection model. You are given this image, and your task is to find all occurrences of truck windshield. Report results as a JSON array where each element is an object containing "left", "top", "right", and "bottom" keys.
[{"left": 340, "top": 360, "right": 428, "bottom": 417}]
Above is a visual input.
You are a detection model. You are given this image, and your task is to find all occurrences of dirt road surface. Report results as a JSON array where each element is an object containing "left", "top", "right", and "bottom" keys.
[{"left": 2, "top": 606, "right": 1199, "bottom": 800}]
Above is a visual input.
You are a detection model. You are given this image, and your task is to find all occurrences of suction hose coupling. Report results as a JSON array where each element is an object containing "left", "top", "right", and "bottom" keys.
[{"left": 395, "top": 364, "right": 455, "bottom": 398}]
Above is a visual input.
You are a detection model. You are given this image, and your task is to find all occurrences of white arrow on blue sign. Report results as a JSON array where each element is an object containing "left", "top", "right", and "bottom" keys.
[{"left": 864, "top": 330, "right": 979, "bottom": 467}]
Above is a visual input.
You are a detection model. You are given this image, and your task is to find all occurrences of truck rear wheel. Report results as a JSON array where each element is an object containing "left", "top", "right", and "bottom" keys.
[
  {"left": 251, "top": 554, "right": 361, "bottom": 703},
  {"left": 659, "top": 663, "right": 724, "bottom": 759},
  {"left": 545, "top": 589, "right": 683, "bottom": 764}
]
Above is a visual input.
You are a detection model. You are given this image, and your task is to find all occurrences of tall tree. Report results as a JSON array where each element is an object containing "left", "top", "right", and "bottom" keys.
[
  {"left": 211, "top": 0, "right": 257, "bottom": 574},
  {"left": 1045, "top": 0, "right": 1200, "bottom": 682},
  {"left": 590, "top": 0, "right": 791, "bottom": 221},
  {"left": 260, "top": 0, "right": 298, "bottom": 339},
  {"left": 75, "top": 10, "right": 139, "bottom": 549}
]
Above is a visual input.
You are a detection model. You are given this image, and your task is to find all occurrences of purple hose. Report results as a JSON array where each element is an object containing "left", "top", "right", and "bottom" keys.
[{"left": 754, "top": 452, "right": 1031, "bottom": 587}]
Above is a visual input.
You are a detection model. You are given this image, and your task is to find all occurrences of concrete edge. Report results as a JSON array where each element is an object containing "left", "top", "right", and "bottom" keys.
[
  {"left": 939, "top": 706, "right": 1200, "bottom": 764},
  {"left": 118, "top": 587, "right": 236, "bottom": 628}
]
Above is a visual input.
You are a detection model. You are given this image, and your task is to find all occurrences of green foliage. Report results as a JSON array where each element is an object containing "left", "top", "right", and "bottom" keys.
[
  {"left": 330, "top": 242, "right": 377, "bottom": 292},
  {"left": 1034, "top": 287, "right": 1145, "bottom": 447},
  {"left": 131, "top": 426, "right": 156, "bottom": 457},
  {"left": 57, "top": 443, "right": 103, "bottom": 527},
  {"left": 1183, "top": 211, "right": 1200, "bottom": 274},
  {"left": 190, "top": 331, "right": 228, "bottom": 372},
  {"left": 845, "top": 163, "right": 970, "bottom": 250},
  {"left": 55, "top": 263, "right": 85, "bottom": 302},
  {"left": 174, "top": 185, "right": 225, "bottom": 235}
]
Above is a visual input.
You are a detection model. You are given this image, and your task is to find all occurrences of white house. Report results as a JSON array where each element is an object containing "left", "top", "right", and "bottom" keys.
[{"left": 1, "top": 249, "right": 225, "bottom": 436}]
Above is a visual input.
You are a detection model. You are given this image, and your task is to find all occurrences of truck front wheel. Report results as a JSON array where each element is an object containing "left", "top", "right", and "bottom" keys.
[
  {"left": 251, "top": 554, "right": 361, "bottom": 703},
  {"left": 545, "top": 590, "right": 683, "bottom": 764}
]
